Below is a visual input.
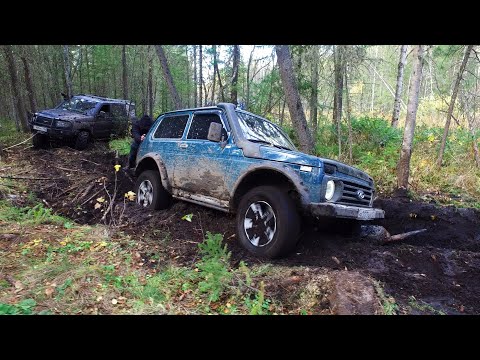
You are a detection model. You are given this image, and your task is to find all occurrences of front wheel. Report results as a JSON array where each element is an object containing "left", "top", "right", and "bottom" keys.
[
  {"left": 236, "top": 185, "right": 300, "bottom": 259},
  {"left": 135, "top": 170, "right": 171, "bottom": 210},
  {"left": 32, "top": 133, "right": 48, "bottom": 149},
  {"left": 75, "top": 131, "right": 90, "bottom": 150}
]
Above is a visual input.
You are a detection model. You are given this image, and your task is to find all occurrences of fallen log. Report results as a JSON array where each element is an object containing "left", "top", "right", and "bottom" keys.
[{"left": 382, "top": 228, "right": 427, "bottom": 244}]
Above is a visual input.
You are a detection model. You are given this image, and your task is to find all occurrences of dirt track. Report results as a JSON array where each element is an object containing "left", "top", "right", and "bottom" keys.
[{"left": 3, "top": 143, "right": 480, "bottom": 314}]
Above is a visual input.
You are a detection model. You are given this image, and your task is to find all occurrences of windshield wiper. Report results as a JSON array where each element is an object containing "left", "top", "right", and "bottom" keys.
[{"left": 247, "top": 138, "right": 292, "bottom": 151}]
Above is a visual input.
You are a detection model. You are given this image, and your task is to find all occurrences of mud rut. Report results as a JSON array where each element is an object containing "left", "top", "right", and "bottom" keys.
[{"left": 4, "top": 144, "right": 480, "bottom": 314}]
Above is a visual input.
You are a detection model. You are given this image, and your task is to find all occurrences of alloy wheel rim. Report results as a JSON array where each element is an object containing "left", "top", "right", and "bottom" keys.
[
  {"left": 137, "top": 180, "right": 154, "bottom": 207},
  {"left": 243, "top": 200, "right": 277, "bottom": 247}
]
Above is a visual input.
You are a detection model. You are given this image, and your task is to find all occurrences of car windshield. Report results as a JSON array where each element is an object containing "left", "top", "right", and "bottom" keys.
[
  {"left": 57, "top": 97, "right": 97, "bottom": 115},
  {"left": 235, "top": 110, "right": 297, "bottom": 151}
]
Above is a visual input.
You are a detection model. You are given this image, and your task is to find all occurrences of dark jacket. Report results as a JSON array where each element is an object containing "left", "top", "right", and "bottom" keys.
[{"left": 132, "top": 115, "right": 153, "bottom": 144}]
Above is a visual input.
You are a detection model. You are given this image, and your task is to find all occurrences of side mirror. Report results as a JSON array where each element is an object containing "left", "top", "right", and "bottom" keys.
[{"left": 207, "top": 122, "right": 223, "bottom": 142}]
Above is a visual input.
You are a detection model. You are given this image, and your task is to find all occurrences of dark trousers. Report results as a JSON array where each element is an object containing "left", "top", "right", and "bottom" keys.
[{"left": 128, "top": 141, "right": 140, "bottom": 168}]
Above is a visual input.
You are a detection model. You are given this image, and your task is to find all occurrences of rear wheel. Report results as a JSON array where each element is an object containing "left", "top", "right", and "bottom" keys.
[
  {"left": 75, "top": 131, "right": 90, "bottom": 150},
  {"left": 135, "top": 170, "right": 171, "bottom": 210},
  {"left": 32, "top": 133, "right": 48, "bottom": 149},
  {"left": 236, "top": 185, "right": 300, "bottom": 259}
]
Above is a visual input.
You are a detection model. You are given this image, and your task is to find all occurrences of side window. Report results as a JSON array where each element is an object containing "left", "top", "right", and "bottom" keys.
[
  {"left": 153, "top": 115, "right": 189, "bottom": 139},
  {"left": 111, "top": 104, "right": 127, "bottom": 119},
  {"left": 99, "top": 104, "right": 110, "bottom": 113},
  {"left": 187, "top": 113, "right": 227, "bottom": 140}
]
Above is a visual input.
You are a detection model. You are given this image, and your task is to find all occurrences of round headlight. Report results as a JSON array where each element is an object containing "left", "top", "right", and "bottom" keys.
[{"left": 325, "top": 180, "right": 335, "bottom": 201}]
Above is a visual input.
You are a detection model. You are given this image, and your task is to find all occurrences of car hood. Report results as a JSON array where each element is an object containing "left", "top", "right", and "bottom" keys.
[
  {"left": 36, "top": 108, "right": 90, "bottom": 121},
  {"left": 257, "top": 146, "right": 372, "bottom": 182}
]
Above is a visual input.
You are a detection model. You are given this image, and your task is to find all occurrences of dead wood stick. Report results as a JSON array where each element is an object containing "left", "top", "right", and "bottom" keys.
[
  {"left": 0, "top": 175, "right": 56, "bottom": 180},
  {"left": 80, "top": 159, "right": 100, "bottom": 166},
  {"left": 54, "top": 165, "right": 82, "bottom": 173},
  {"left": 80, "top": 188, "right": 105, "bottom": 206},
  {"left": 383, "top": 229, "right": 427, "bottom": 244},
  {"left": 76, "top": 182, "right": 95, "bottom": 201}
]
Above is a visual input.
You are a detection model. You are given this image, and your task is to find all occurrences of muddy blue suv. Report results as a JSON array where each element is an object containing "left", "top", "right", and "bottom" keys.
[{"left": 134, "top": 103, "right": 384, "bottom": 258}]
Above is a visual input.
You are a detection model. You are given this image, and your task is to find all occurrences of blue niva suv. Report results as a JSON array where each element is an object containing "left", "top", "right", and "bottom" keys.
[{"left": 134, "top": 103, "right": 384, "bottom": 258}]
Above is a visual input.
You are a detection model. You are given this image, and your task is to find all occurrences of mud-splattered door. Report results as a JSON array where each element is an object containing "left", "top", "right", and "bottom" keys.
[{"left": 173, "top": 111, "right": 232, "bottom": 201}]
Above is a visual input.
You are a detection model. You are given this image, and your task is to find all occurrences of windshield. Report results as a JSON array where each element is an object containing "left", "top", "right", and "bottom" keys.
[
  {"left": 57, "top": 97, "right": 98, "bottom": 115},
  {"left": 236, "top": 110, "right": 297, "bottom": 151}
]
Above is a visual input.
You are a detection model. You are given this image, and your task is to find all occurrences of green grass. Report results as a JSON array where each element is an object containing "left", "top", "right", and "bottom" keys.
[
  {"left": 0, "top": 118, "right": 31, "bottom": 148},
  {"left": 0, "top": 200, "right": 72, "bottom": 227},
  {"left": 109, "top": 138, "right": 131, "bottom": 156}
]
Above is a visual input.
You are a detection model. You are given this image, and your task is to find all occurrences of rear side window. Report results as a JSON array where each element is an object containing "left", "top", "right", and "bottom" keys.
[
  {"left": 187, "top": 113, "right": 227, "bottom": 140},
  {"left": 154, "top": 115, "right": 189, "bottom": 139},
  {"left": 111, "top": 104, "right": 127, "bottom": 118}
]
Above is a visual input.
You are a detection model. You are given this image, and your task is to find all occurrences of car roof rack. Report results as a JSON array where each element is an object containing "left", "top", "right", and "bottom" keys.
[{"left": 77, "top": 94, "right": 134, "bottom": 104}]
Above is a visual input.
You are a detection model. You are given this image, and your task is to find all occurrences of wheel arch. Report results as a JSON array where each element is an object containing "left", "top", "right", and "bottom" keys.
[
  {"left": 135, "top": 153, "right": 171, "bottom": 192},
  {"left": 230, "top": 165, "right": 310, "bottom": 212}
]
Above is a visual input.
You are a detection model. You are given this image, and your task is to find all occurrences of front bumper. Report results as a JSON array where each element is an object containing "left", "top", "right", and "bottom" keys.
[
  {"left": 30, "top": 125, "right": 75, "bottom": 139},
  {"left": 309, "top": 202, "right": 385, "bottom": 220}
]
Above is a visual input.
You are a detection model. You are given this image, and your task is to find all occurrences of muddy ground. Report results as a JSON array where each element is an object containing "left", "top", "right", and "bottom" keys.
[{"left": 2, "top": 143, "right": 480, "bottom": 314}]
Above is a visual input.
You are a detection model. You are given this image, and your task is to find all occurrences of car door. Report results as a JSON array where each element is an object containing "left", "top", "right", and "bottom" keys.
[
  {"left": 173, "top": 110, "right": 231, "bottom": 202},
  {"left": 110, "top": 103, "right": 128, "bottom": 136},
  {"left": 143, "top": 113, "right": 191, "bottom": 186},
  {"left": 93, "top": 104, "right": 113, "bottom": 138}
]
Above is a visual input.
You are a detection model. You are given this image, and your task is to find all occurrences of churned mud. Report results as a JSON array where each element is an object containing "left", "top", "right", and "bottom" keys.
[{"left": 2, "top": 143, "right": 479, "bottom": 314}]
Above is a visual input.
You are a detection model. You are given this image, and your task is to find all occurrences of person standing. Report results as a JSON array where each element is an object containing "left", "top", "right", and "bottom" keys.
[{"left": 128, "top": 114, "right": 153, "bottom": 169}]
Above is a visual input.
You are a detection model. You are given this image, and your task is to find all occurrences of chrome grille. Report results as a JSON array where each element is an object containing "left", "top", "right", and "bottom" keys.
[
  {"left": 35, "top": 116, "right": 53, "bottom": 127},
  {"left": 338, "top": 180, "right": 373, "bottom": 207}
]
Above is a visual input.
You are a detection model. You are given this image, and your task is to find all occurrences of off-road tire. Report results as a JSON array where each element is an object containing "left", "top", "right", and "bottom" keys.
[
  {"left": 236, "top": 185, "right": 301, "bottom": 259},
  {"left": 32, "top": 133, "right": 48, "bottom": 149},
  {"left": 75, "top": 131, "right": 90, "bottom": 150},
  {"left": 135, "top": 170, "right": 171, "bottom": 210}
]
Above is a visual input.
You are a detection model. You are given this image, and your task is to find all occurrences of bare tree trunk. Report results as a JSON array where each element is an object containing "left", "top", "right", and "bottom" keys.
[
  {"left": 20, "top": 47, "right": 37, "bottom": 114},
  {"left": 370, "top": 46, "right": 378, "bottom": 113},
  {"left": 391, "top": 45, "right": 407, "bottom": 127},
  {"left": 333, "top": 45, "right": 344, "bottom": 158},
  {"left": 122, "top": 45, "right": 128, "bottom": 99},
  {"left": 246, "top": 45, "right": 255, "bottom": 109},
  {"left": 154, "top": 45, "right": 183, "bottom": 110},
  {"left": 63, "top": 45, "right": 73, "bottom": 98},
  {"left": 231, "top": 45, "right": 240, "bottom": 105},
  {"left": 214, "top": 47, "right": 225, "bottom": 102},
  {"left": 85, "top": 46, "right": 92, "bottom": 94},
  {"left": 210, "top": 45, "right": 217, "bottom": 104},
  {"left": 276, "top": 45, "right": 314, "bottom": 154},
  {"left": 199, "top": 45, "right": 203, "bottom": 107},
  {"left": 3, "top": 45, "right": 29, "bottom": 132},
  {"left": 397, "top": 45, "right": 425, "bottom": 192},
  {"left": 148, "top": 46, "right": 153, "bottom": 118},
  {"left": 280, "top": 96, "right": 286, "bottom": 126},
  {"left": 265, "top": 53, "right": 276, "bottom": 114},
  {"left": 193, "top": 45, "right": 197, "bottom": 107},
  {"left": 344, "top": 64, "right": 353, "bottom": 164},
  {"left": 185, "top": 46, "right": 190, "bottom": 107},
  {"left": 437, "top": 45, "right": 474, "bottom": 166},
  {"left": 310, "top": 45, "right": 319, "bottom": 138}
]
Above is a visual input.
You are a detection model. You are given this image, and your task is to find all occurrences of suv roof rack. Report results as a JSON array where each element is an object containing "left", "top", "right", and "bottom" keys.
[{"left": 77, "top": 94, "right": 134, "bottom": 104}]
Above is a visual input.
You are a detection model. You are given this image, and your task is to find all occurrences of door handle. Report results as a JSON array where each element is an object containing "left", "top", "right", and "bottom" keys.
[{"left": 179, "top": 143, "right": 188, "bottom": 149}]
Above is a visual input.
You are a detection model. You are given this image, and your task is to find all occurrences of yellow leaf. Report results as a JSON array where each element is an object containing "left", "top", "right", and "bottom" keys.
[
  {"left": 96, "top": 197, "right": 105, "bottom": 203},
  {"left": 114, "top": 164, "right": 121, "bottom": 172},
  {"left": 427, "top": 134, "right": 435, "bottom": 143},
  {"left": 124, "top": 191, "right": 136, "bottom": 201},
  {"left": 94, "top": 203, "right": 102, "bottom": 210},
  {"left": 430, "top": 215, "right": 436, "bottom": 220},
  {"left": 45, "top": 287, "right": 55, "bottom": 297}
]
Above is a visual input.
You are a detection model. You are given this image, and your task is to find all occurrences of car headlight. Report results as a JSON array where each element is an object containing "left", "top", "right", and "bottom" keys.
[
  {"left": 325, "top": 180, "right": 335, "bottom": 201},
  {"left": 55, "top": 120, "right": 71, "bottom": 128}
]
